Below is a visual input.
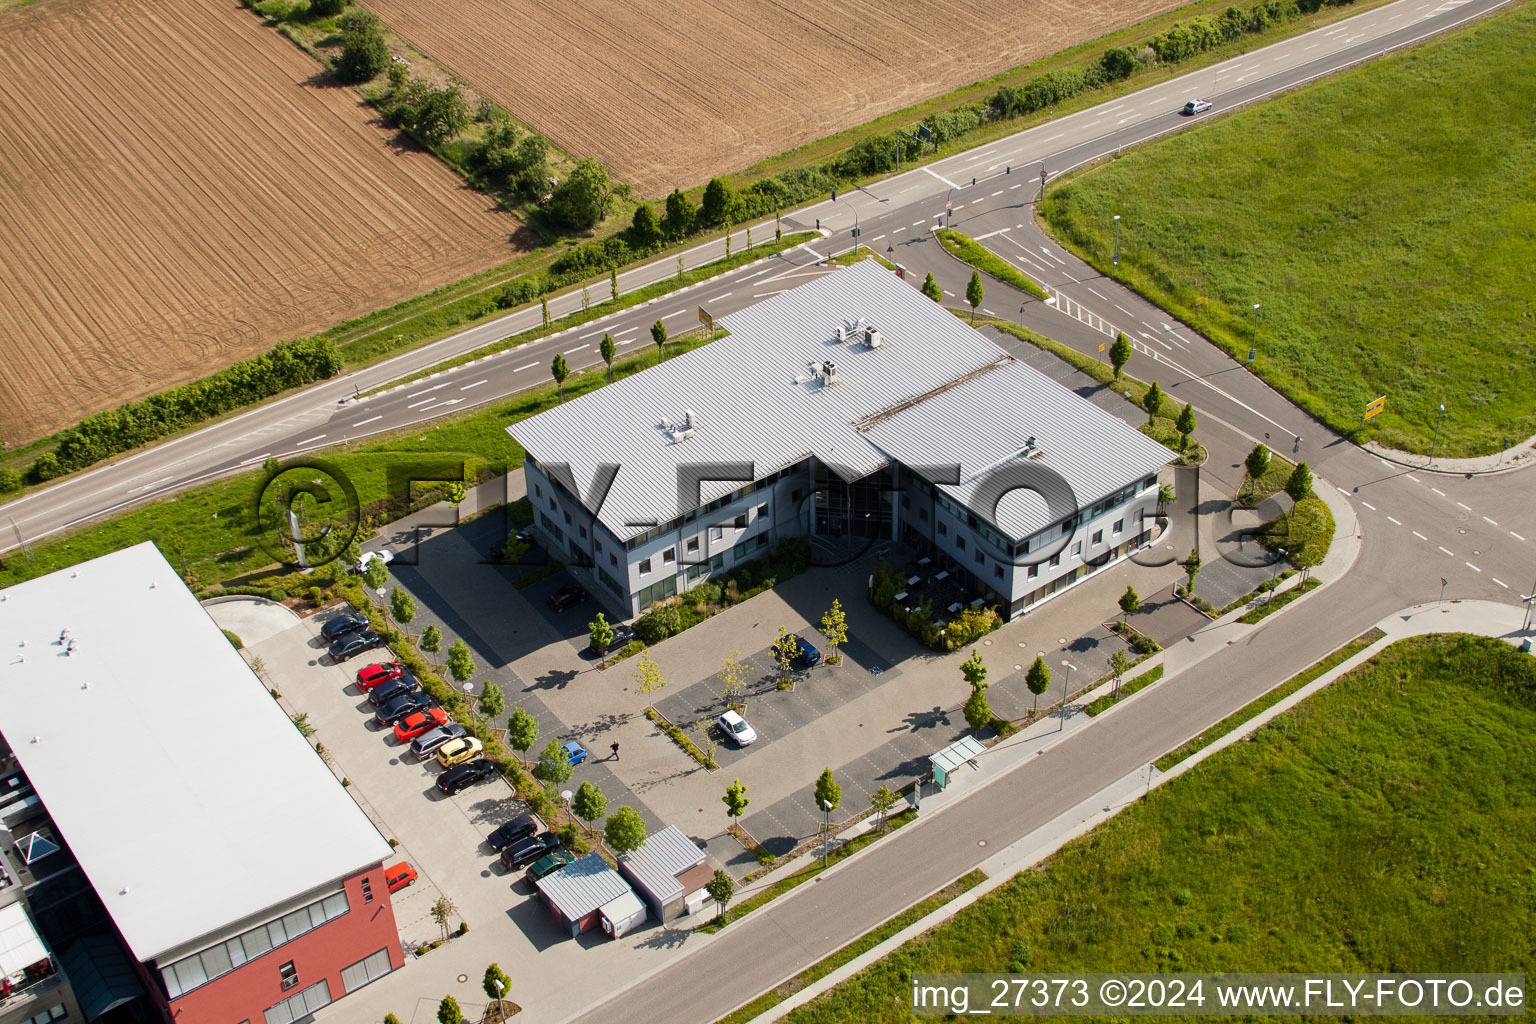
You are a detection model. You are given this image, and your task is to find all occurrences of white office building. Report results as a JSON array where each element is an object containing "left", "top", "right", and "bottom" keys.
[{"left": 510, "top": 260, "right": 1171, "bottom": 620}]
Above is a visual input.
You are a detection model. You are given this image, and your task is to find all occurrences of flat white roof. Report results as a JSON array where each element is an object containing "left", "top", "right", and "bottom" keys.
[
  {"left": 0, "top": 903, "right": 49, "bottom": 976},
  {"left": 0, "top": 544, "right": 391, "bottom": 962}
]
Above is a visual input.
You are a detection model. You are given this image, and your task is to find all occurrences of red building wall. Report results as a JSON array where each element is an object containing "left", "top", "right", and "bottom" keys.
[{"left": 166, "top": 864, "right": 403, "bottom": 1024}]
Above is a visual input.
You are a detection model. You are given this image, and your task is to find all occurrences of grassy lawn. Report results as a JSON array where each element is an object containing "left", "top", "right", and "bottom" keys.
[
  {"left": 1040, "top": 3, "right": 1536, "bottom": 457},
  {"left": 936, "top": 229, "right": 1046, "bottom": 300},
  {"left": 1084, "top": 664, "right": 1164, "bottom": 716},
  {"left": 786, "top": 633, "right": 1532, "bottom": 1022}
]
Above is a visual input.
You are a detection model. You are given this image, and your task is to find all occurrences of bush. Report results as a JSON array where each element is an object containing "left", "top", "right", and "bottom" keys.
[
  {"left": 0, "top": 468, "right": 20, "bottom": 493},
  {"left": 307, "top": 0, "right": 346, "bottom": 14},
  {"left": 335, "top": 8, "right": 389, "bottom": 83},
  {"left": 308, "top": 586, "right": 325, "bottom": 605},
  {"left": 635, "top": 604, "right": 681, "bottom": 645},
  {"left": 221, "top": 629, "right": 243, "bottom": 650}
]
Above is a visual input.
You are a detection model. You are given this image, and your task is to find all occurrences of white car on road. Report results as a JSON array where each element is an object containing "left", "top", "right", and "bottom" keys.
[{"left": 1181, "top": 98, "right": 1213, "bottom": 115}]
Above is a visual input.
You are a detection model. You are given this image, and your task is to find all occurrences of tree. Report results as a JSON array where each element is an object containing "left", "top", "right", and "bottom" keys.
[
  {"left": 589, "top": 613, "right": 614, "bottom": 654},
  {"left": 413, "top": 85, "right": 469, "bottom": 146},
  {"left": 1110, "top": 331, "right": 1133, "bottom": 379},
  {"left": 430, "top": 895, "right": 457, "bottom": 941},
  {"left": 965, "top": 270, "right": 984, "bottom": 323},
  {"left": 534, "top": 738, "right": 574, "bottom": 785},
  {"left": 722, "top": 777, "right": 749, "bottom": 821},
  {"left": 482, "top": 963, "right": 512, "bottom": 1008},
  {"left": 814, "top": 767, "right": 841, "bottom": 814},
  {"left": 604, "top": 805, "right": 648, "bottom": 854},
  {"left": 599, "top": 333, "right": 615, "bottom": 384},
  {"left": 717, "top": 649, "right": 747, "bottom": 707},
  {"left": 921, "top": 272, "right": 942, "bottom": 302},
  {"left": 1184, "top": 548, "right": 1202, "bottom": 593},
  {"left": 309, "top": 0, "right": 348, "bottom": 15},
  {"left": 1143, "top": 380, "right": 1164, "bottom": 424},
  {"left": 390, "top": 586, "right": 416, "bottom": 627},
  {"left": 963, "top": 680, "right": 993, "bottom": 733},
  {"left": 704, "top": 869, "right": 735, "bottom": 923},
  {"left": 478, "top": 680, "right": 505, "bottom": 722},
  {"left": 693, "top": 719, "right": 719, "bottom": 769},
  {"left": 960, "top": 648, "right": 988, "bottom": 690},
  {"left": 442, "top": 641, "right": 474, "bottom": 689},
  {"left": 1286, "top": 461, "right": 1313, "bottom": 502},
  {"left": 631, "top": 202, "right": 662, "bottom": 248},
  {"left": 701, "top": 177, "right": 738, "bottom": 225},
  {"left": 336, "top": 8, "right": 389, "bottom": 83},
  {"left": 869, "top": 785, "right": 897, "bottom": 831},
  {"left": 1245, "top": 444, "right": 1271, "bottom": 483},
  {"left": 819, "top": 599, "right": 848, "bottom": 663},
  {"left": 1176, "top": 402, "right": 1197, "bottom": 450},
  {"left": 508, "top": 706, "right": 539, "bottom": 760},
  {"left": 572, "top": 779, "right": 607, "bottom": 829},
  {"left": 634, "top": 650, "right": 667, "bottom": 694},
  {"left": 1118, "top": 585, "right": 1140, "bottom": 623},
  {"left": 437, "top": 995, "right": 463, "bottom": 1024},
  {"left": 421, "top": 623, "right": 442, "bottom": 662},
  {"left": 771, "top": 626, "right": 800, "bottom": 683},
  {"left": 651, "top": 319, "right": 667, "bottom": 357},
  {"left": 362, "top": 553, "right": 390, "bottom": 590},
  {"left": 550, "top": 352, "right": 569, "bottom": 400},
  {"left": 1108, "top": 648, "right": 1130, "bottom": 698},
  {"left": 1025, "top": 655, "right": 1051, "bottom": 712},
  {"left": 549, "top": 157, "right": 611, "bottom": 230},
  {"left": 1157, "top": 482, "right": 1176, "bottom": 513},
  {"left": 663, "top": 188, "right": 695, "bottom": 238}
]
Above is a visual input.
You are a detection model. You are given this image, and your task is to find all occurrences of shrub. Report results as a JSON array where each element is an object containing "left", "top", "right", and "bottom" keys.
[
  {"left": 0, "top": 468, "right": 19, "bottom": 493},
  {"left": 307, "top": 0, "right": 346, "bottom": 14},
  {"left": 308, "top": 586, "right": 324, "bottom": 605},
  {"left": 29, "top": 452, "right": 61, "bottom": 483},
  {"left": 221, "top": 629, "right": 243, "bottom": 650},
  {"left": 335, "top": 8, "right": 389, "bottom": 83},
  {"left": 635, "top": 604, "right": 682, "bottom": 645}
]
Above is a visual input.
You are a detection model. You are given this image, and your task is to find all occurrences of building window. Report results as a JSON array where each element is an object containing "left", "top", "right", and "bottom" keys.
[
  {"left": 757, "top": 534, "right": 769, "bottom": 550},
  {"left": 360, "top": 877, "right": 373, "bottom": 904},
  {"left": 1114, "top": 519, "right": 1123, "bottom": 534},
  {"left": 1061, "top": 520, "right": 1071, "bottom": 534},
  {"left": 609, "top": 553, "right": 618, "bottom": 567},
  {"left": 937, "top": 522, "right": 947, "bottom": 536},
  {"left": 1050, "top": 552, "right": 1061, "bottom": 568},
  {"left": 549, "top": 498, "right": 556, "bottom": 511},
  {"left": 1028, "top": 564, "right": 1039, "bottom": 579},
  {"left": 733, "top": 513, "right": 747, "bottom": 528},
  {"left": 757, "top": 502, "right": 769, "bottom": 518},
  {"left": 161, "top": 890, "right": 348, "bottom": 998},
  {"left": 339, "top": 949, "right": 393, "bottom": 994},
  {"left": 24, "top": 1006, "right": 67, "bottom": 1024},
  {"left": 994, "top": 565, "right": 1004, "bottom": 579},
  {"left": 579, "top": 526, "right": 588, "bottom": 540},
  {"left": 687, "top": 537, "right": 699, "bottom": 553},
  {"left": 279, "top": 962, "right": 299, "bottom": 991},
  {"left": 1135, "top": 508, "right": 1145, "bottom": 522},
  {"left": 1071, "top": 541, "right": 1082, "bottom": 556},
  {"left": 974, "top": 550, "right": 984, "bottom": 565},
  {"left": 563, "top": 511, "right": 572, "bottom": 526},
  {"left": 534, "top": 485, "right": 542, "bottom": 498},
  {"left": 662, "top": 548, "right": 675, "bottom": 564},
  {"left": 1091, "top": 529, "right": 1102, "bottom": 544},
  {"left": 957, "top": 536, "right": 965, "bottom": 551},
  {"left": 639, "top": 558, "right": 652, "bottom": 574},
  {"left": 264, "top": 980, "right": 332, "bottom": 1024},
  {"left": 919, "top": 508, "right": 928, "bottom": 522}
]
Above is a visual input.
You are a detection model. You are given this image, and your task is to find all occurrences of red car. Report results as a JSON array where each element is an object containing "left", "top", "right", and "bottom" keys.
[
  {"left": 356, "top": 662, "right": 405, "bottom": 690},
  {"left": 383, "top": 861, "right": 417, "bottom": 893},
  {"left": 393, "top": 707, "right": 450, "bottom": 743}
]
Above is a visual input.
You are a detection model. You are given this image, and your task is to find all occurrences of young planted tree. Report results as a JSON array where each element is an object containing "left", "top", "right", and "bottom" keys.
[
  {"left": 1286, "top": 461, "right": 1313, "bottom": 502},
  {"left": 965, "top": 270, "right": 984, "bottom": 323},
  {"left": 1110, "top": 331, "right": 1133, "bottom": 379},
  {"left": 693, "top": 721, "right": 719, "bottom": 770},
  {"left": 390, "top": 587, "right": 416, "bottom": 628},
  {"left": 634, "top": 650, "right": 667, "bottom": 694},
  {"left": 550, "top": 352, "right": 569, "bottom": 400},
  {"left": 960, "top": 648, "right": 988, "bottom": 690},
  {"left": 534, "top": 738, "right": 574, "bottom": 785},
  {"left": 610, "top": 265, "right": 619, "bottom": 301},
  {"left": 1108, "top": 648, "right": 1130, "bottom": 698},
  {"left": 704, "top": 869, "right": 735, "bottom": 923},
  {"left": 1176, "top": 402, "right": 1197, "bottom": 450},
  {"left": 1143, "top": 380, "right": 1164, "bottom": 424},
  {"left": 722, "top": 777, "right": 750, "bottom": 822},
  {"left": 717, "top": 649, "right": 747, "bottom": 708},
  {"left": 814, "top": 767, "right": 842, "bottom": 815},
  {"left": 921, "top": 272, "right": 942, "bottom": 303},
  {"left": 963, "top": 679, "right": 993, "bottom": 734},
  {"left": 771, "top": 626, "right": 800, "bottom": 684},
  {"left": 1025, "top": 655, "right": 1051, "bottom": 712},
  {"left": 869, "top": 785, "right": 897, "bottom": 831},
  {"left": 1245, "top": 444, "right": 1271, "bottom": 485},
  {"left": 477, "top": 681, "right": 505, "bottom": 723},
  {"left": 819, "top": 599, "right": 848, "bottom": 664},
  {"left": 571, "top": 780, "right": 607, "bottom": 831},
  {"left": 589, "top": 613, "right": 614, "bottom": 654},
  {"left": 446, "top": 639, "right": 475, "bottom": 684},
  {"left": 437, "top": 995, "right": 464, "bottom": 1024},
  {"left": 1118, "top": 585, "right": 1140, "bottom": 623},
  {"left": 508, "top": 706, "right": 539, "bottom": 762},
  {"left": 1157, "top": 482, "right": 1176, "bottom": 514},
  {"left": 651, "top": 319, "right": 667, "bottom": 358},
  {"left": 430, "top": 895, "right": 458, "bottom": 941},
  {"left": 1183, "top": 548, "right": 1202, "bottom": 593},
  {"left": 599, "top": 333, "right": 616, "bottom": 384},
  {"left": 482, "top": 964, "right": 512, "bottom": 1016},
  {"left": 540, "top": 297, "right": 549, "bottom": 326},
  {"left": 604, "top": 805, "right": 648, "bottom": 854}
]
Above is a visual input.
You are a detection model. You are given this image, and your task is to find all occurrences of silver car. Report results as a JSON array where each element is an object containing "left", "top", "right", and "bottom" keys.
[{"left": 409, "top": 722, "right": 468, "bottom": 759}]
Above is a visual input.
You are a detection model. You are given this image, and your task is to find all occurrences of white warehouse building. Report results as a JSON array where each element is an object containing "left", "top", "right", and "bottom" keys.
[{"left": 509, "top": 260, "right": 1172, "bottom": 621}]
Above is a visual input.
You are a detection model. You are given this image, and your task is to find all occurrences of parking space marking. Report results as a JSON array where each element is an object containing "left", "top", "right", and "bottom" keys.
[
  {"left": 1386, "top": 516, "right": 1401, "bottom": 525},
  {"left": 1413, "top": 531, "right": 1428, "bottom": 540},
  {"left": 1438, "top": 546, "right": 1454, "bottom": 556}
]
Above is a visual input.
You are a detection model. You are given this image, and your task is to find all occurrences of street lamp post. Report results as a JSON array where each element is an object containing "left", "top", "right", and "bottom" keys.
[
  {"left": 1112, "top": 215, "right": 1121, "bottom": 267},
  {"left": 492, "top": 979, "right": 507, "bottom": 1022},
  {"left": 1247, "top": 303, "right": 1261, "bottom": 363},
  {"left": 821, "top": 799, "right": 833, "bottom": 868},
  {"left": 1521, "top": 575, "right": 1536, "bottom": 630},
  {"left": 1060, "top": 661, "right": 1076, "bottom": 732},
  {"left": 1430, "top": 403, "right": 1445, "bottom": 464},
  {"left": 1267, "top": 548, "right": 1288, "bottom": 605}
]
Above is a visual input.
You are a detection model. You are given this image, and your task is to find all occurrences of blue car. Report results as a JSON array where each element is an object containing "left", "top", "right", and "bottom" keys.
[
  {"left": 793, "top": 636, "right": 821, "bottom": 669},
  {"left": 561, "top": 740, "right": 588, "bottom": 766}
]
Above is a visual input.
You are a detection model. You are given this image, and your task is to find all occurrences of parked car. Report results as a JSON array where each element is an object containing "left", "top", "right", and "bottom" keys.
[
  {"left": 1181, "top": 98, "right": 1213, "bottom": 115},
  {"left": 559, "top": 740, "right": 588, "bottom": 767},
  {"left": 436, "top": 737, "right": 484, "bottom": 768},
  {"left": 515, "top": 526, "right": 534, "bottom": 544},
  {"left": 589, "top": 622, "right": 635, "bottom": 656},
  {"left": 320, "top": 613, "right": 369, "bottom": 643},
  {"left": 436, "top": 759, "right": 496, "bottom": 795},
  {"left": 329, "top": 629, "right": 385, "bottom": 662},
  {"left": 793, "top": 635, "right": 821, "bottom": 669},
  {"left": 383, "top": 861, "right": 417, "bottom": 893},
  {"left": 486, "top": 814, "right": 540, "bottom": 851},
  {"left": 393, "top": 708, "right": 450, "bottom": 743},
  {"left": 547, "top": 585, "right": 589, "bottom": 612},
  {"left": 526, "top": 848, "right": 577, "bottom": 883},
  {"left": 501, "top": 832, "right": 563, "bottom": 871},
  {"left": 409, "top": 723, "right": 468, "bottom": 759},
  {"left": 374, "top": 691, "right": 434, "bottom": 726},
  {"left": 354, "top": 549, "right": 394, "bottom": 574},
  {"left": 355, "top": 662, "right": 404, "bottom": 690},
  {"left": 717, "top": 709, "right": 758, "bottom": 746},
  {"left": 367, "top": 670, "right": 421, "bottom": 706}
]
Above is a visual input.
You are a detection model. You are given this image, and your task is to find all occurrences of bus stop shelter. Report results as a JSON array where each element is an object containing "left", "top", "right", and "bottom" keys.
[{"left": 929, "top": 734, "right": 984, "bottom": 790}]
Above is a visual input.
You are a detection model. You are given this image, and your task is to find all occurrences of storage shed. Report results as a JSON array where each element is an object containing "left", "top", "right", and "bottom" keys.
[
  {"left": 599, "top": 890, "right": 647, "bottom": 939},
  {"left": 618, "top": 825, "right": 710, "bottom": 921},
  {"left": 534, "top": 853, "right": 638, "bottom": 939}
]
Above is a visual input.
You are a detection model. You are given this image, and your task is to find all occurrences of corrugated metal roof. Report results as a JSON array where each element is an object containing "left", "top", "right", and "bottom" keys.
[
  {"left": 865, "top": 359, "right": 1173, "bottom": 539},
  {"left": 510, "top": 261, "right": 1170, "bottom": 541},
  {"left": 619, "top": 824, "right": 705, "bottom": 905},
  {"left": 535, "top": 852, "right": 633, "bottom": 919}
]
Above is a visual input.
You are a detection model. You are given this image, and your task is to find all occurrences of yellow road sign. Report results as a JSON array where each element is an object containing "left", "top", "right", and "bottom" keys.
[
  {"left": 1364, "top": 395, "right": 1386, "bottom": 420},
  {"left": 698, "top": 307, "right": 715, "bottom": 333},
  {"left": 1097, "top": 343, "right": 1106, "bottom": 351}
]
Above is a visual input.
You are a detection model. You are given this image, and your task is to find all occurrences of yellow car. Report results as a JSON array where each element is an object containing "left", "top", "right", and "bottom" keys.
[{"left": 435, "top": 737, "right": 483, "bottom": 768}]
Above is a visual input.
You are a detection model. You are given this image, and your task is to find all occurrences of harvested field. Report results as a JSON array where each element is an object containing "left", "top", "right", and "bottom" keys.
[
  {"left": 0, "top": 0, "right": 522, "bottom": 445},
  {"left": 361, "top": 0, "right": 1186, "bottom": 196}
]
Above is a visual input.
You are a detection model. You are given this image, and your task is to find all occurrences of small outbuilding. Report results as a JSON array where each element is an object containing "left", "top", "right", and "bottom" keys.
[
  {"left": 598, "top": 890, "right": 647, "bottom": 939},
  {"left": 534, "top": 853, "right": 639, "bottom": 939},
  {"left": 618, "top": 825, "right": 711, "bottom": 921}
]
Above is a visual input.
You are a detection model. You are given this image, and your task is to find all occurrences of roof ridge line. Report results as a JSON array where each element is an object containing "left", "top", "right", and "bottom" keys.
[{"left": 852, "top": 354, "right": 1013, "bottom": 432}]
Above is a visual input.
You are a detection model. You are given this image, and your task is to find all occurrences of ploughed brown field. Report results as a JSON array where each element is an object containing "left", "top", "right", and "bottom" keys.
[
  {"left": 361, "top": 0, "right": 1184, "bottom": 197},
  {"left": 0, "top": 0, "right": 521, "bottom": 445}
]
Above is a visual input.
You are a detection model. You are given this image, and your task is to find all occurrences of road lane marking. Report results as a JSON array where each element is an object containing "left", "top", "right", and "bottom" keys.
[
  {"left": 1387, "top": 516, "right": 1401, "bottom": 525},
  {"left": 1009, "top": 183, "right": 1022, "bottom": 189},
  {"left": 406, "top": 398, "right": 436, "bottom": 409},
  {"left": 1430, "top": 486, "right": 1445, "bottom": 496},
  {"left": 1482, "top": 516, "right": 1498, "bottom": 526},
  {"left": 1413, "top": 531, "right": 1428, "bottom": 540},
  {"left": 1087, "top": 287, "right": 1107, "bottom": 300},
  {"left": 912, "top": 220, "right": 926, "bottom": 227},
  {"left": 1114, "top": 304, "right": 1136, "bottom": 317},
  {"left": 1494, "top": 578, "right": 1508, "bottom": 589},
  {"left": 296, "top": 434, "right": 326, "bottom": 446},
  {"left": 566, "top": 344, "right": 589, "bottom": 354},
  {"left": 460, "top": 379, "right": 488, "bottom": 391},
  {"left": 407, "top": 382, "right": 449, "bottom": 398},
  {"left": 991, "top": 190, "right": 1004, "bottom": 197},
  {"left": 351, "top": 416, "right": 381, "bottom": 427},
  {"left": 1466, "top": 562, "right": 1481, "bottom": 573},
  {"left": 1511, "top": 531, "right": 1526, "bottom": 541},
  {"left": 1360, "top": 501, "right": 1376, "bottom": 510},
  {"left": 1406, "top": 474, "right": 1421, "bottom": 483},
  {"left": 1039, "top": 247, "right": 1066, "bottom": 265},
  {"left": 1438, "top": 546, "right": 1454, "bottom": 556},
  {"left": 238, "top": 451, "right": 273, "bottom": 467},
  {"left": 512, "top": 362, "right": 537, "bottom": 372},
  {"left": 1455, "top": 501, "right": 1471, "bottom": 510}
]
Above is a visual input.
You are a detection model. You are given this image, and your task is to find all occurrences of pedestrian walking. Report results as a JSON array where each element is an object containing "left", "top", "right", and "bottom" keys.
[{"left": 610, "top": 741, "right": 620, "bottom": 761}]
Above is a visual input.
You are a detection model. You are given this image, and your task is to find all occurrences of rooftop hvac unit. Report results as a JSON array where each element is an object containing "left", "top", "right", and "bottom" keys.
[
  {"left": 867, "top": 329, "right": 883, "bottom": 349},
  {"left": 684, "top": 409, "right": 699, "bottom": 430},
  {"left": 822, "top": 360, "right": 841, "bottom": 385},
  {"left": 836, "top": 325, "right": 848, "bottom": 344}
]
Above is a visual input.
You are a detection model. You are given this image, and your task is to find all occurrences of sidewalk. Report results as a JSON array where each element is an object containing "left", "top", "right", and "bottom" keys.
[{"left": 1363, "top": 431, "right": 1536, "bottom": 477}]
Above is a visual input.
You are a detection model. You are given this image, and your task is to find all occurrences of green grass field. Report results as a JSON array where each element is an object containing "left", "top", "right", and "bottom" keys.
[
  {"left": 1040, "top": 4, "right": 1536, "bottom": 457},
  {"left": 785, "top": 633, "right": 1535, "bottom": 1022}
]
